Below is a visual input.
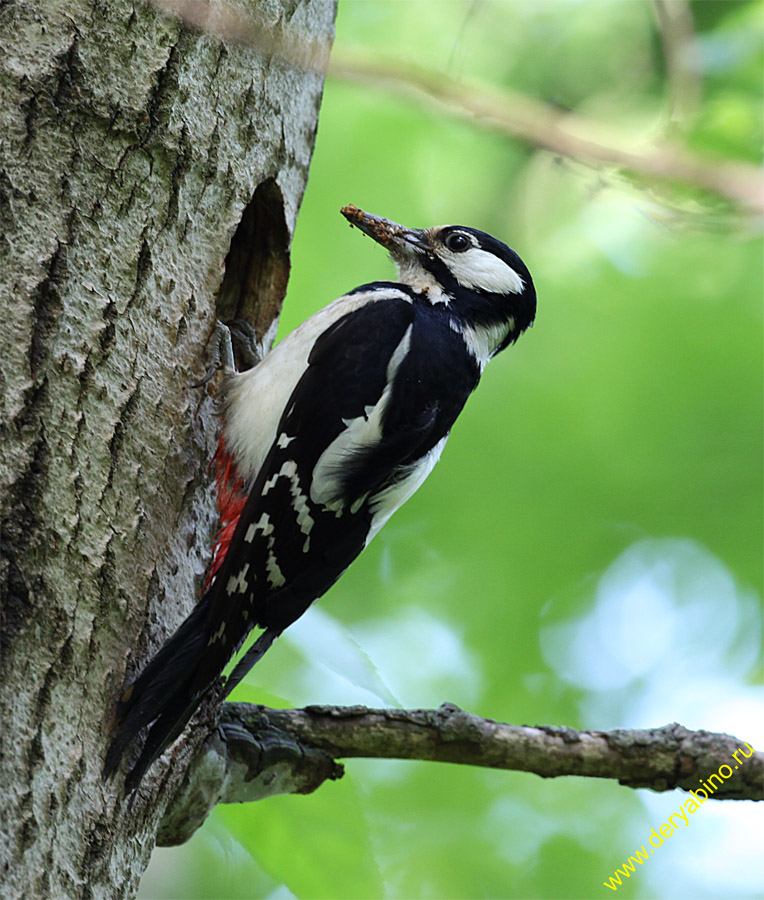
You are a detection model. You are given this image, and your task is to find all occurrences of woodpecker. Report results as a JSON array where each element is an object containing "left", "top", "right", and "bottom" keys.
[{"left": 104, "top": 204, "right": 536, "bottom": 791}]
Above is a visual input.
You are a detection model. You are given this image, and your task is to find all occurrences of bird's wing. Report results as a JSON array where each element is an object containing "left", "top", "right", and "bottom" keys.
[{"left": 203, "top": 292, "right": 425, "bottom": 640}]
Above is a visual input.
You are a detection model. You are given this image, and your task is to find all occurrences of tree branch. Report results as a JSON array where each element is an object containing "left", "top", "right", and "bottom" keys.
[
  {"left": 329, "top": 53, "right": 764, "bottom": 215},
  {"left": 157, "top": 702, "right": 763, "bottom": 846},
  {"left": 138, "top": 7, "right": 762, "bottom": 215},
  {"left": 652, "top": 0, "right": 702, "bottom": 128}
]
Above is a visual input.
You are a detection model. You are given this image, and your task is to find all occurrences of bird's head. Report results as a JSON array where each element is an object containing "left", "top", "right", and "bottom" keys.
[{"left": 342, "top": 205, "right": 536, "bottom": 357}]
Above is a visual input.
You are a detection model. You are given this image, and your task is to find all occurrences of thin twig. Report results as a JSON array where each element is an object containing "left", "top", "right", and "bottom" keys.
[
  {"left": 329, "top": 53, "right": 764, "bottom": 215},
  {"left": 150, "top": 0, "right": 333, "bottom": 74},
  {"left": 652, "top": 0, "right": 703, "bottom": 128},
  {"left": 146, "top": 1, "right": 762, "bottom": 215}
]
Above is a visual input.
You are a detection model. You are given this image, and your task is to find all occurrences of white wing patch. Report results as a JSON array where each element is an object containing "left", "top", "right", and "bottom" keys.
[
  {"left": 223, "top": 288, "right": 413, "bottom": 486},
  {"left": 440, "top": 246, "right": 525, "bottom": 295},
  {"left": 283, "top": 459, "right": 315, "bottom": 552},
  {"left": 310, "top": 324, "right": 414, "bottom": 511},
  {"left": 244, "top": 513, "right": 274, "bottom": 543},
  {"left": 226, "top": 563, "right": 250, "bottom": 596},
  {"left": 266, "top": 552, "right": 286, "bottom": 588},
  {"left": 259, "top": 457, "right": 315, "bottom": 552}
]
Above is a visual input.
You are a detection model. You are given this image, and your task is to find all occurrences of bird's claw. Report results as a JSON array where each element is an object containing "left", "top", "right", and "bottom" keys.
[{"left": 192, "top": 319, "right": 264, "bottom": 388}]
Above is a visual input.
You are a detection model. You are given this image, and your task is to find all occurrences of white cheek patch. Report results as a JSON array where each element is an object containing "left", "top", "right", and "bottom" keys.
[{"left": 441, "top": 247, "right": 525, "bottom": 295}]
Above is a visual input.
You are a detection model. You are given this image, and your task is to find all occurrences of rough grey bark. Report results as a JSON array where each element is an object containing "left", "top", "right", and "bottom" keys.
[
  {"left": 0, "top": 1, "right": 336, "bottom": 897},
  {"left": 157, "top": 703, "right": 764, "bottom": 845}
]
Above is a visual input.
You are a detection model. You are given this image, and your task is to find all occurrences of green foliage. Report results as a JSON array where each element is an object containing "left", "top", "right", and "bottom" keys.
[{"left": 141, "top": 2, "right": 762, "bottom": 898}]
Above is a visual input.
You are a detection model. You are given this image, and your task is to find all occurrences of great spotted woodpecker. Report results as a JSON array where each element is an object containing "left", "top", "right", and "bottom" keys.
[{"left": 105, "top": 205, "right": 536, "bottom": 791}]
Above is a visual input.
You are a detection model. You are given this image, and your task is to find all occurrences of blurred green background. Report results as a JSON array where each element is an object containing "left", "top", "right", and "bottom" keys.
[{"left": 142, "top": 1, "right": 763, "bottom": 898}]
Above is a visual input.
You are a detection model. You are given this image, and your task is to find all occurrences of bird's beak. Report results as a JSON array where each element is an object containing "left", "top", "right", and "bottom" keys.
[{"left": 341, "top": 205, "right": 427, "bottom": 258}]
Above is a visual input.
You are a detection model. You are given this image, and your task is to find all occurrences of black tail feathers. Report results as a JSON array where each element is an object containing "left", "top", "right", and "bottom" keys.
[
  {"left": 103, "top": 590, "right": 280, "bottom": 793},
  {"left": 103, "top": 597, "right": 213, "bottom": 790}
]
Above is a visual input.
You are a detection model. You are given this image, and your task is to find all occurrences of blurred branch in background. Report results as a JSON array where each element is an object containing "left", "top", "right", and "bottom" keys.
[
  {"left": 156, "top": 703, "right": 763, "bottom": 846},
  {"left": 652, "top": 0, "right": 702, "bottom": 129},
  {"left": 329, "top": 54, "right": 764, "bottom": 217},
  {"left": 149, "top": 0, "right": 762, "bottom": 217},
  {"left": 151, "top": 0, "right": 332, "bottom": 72}
]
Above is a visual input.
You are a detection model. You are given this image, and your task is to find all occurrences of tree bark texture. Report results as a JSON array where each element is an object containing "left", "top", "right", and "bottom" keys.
[{"left": 0, "top": 1, "right": 336, "bottom": 897}]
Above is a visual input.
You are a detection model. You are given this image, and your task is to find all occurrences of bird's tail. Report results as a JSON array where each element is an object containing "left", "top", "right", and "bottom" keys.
[{"left": 103, "top": 590, "right": 278, "bottom": 793}]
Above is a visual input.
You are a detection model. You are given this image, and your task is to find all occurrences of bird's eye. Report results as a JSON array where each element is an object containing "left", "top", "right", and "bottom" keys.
[{"left": 444, "top": 232, "right": 471, "bottom": 253}]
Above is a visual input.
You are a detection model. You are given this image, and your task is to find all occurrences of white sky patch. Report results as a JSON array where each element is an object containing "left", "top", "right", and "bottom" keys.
[
  {"left": 540, "top": 538, "right": 760, "bottom": 696},
  {"left": 540, "top": 537, "right": 763, "bottom": 899},
  {"left": 277, "top": 604, "right": 482, "bottom": 713},
  {"left": 351, "top": 606, "right": 482, "bottom": 710},
  {"left": 639, "top": 794, "right": 764, "bottom": 899},
  {"left": 281, "top": 606, "right": 401, "bottom": 707}
]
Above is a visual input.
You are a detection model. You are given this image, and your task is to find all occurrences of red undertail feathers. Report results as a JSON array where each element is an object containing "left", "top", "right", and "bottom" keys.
[{"left": 203, "top": 435, "right": 247, "bottom": 592}]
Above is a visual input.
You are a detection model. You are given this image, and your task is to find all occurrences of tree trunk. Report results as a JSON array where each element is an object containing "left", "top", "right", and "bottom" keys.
[{"left": 0, "top": 1, "right": 336, "bottom": 896}]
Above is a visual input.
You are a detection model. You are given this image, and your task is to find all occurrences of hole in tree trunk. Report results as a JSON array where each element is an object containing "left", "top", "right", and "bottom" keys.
[{"left": 216, "top": 178, "right": 291, "bottom": 363}]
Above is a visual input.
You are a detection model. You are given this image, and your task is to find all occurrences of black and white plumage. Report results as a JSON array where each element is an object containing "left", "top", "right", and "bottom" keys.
[{"left": 104, "top": 205, "right": 536, "bottom": 791}]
